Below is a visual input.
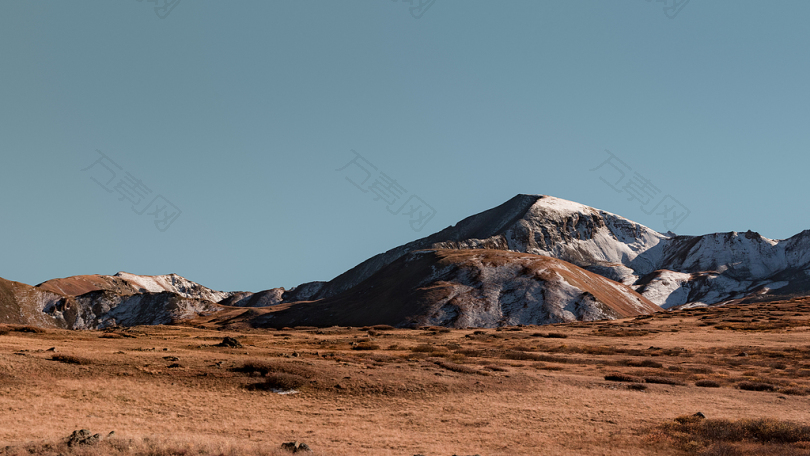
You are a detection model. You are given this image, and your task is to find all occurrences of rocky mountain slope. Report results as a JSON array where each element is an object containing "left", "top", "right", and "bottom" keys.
[
  {"left": 194, "top": 249, "right": 660, "bottom": 329},
  {"left": 282, "top": 195, "right": 810, "bottom": 309},
  {"left": 1, "top": 272, "right": 224, "bottom": 329},
  {"left": 45, "top": 290, "right": 222, "bottom": 329},
  {"left": 0, "top": 277, "right": 64, "bottom": 328}
]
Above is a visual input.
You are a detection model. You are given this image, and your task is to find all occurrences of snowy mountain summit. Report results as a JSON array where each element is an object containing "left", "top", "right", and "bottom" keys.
[{"left": 284, "top": 194, "right": 810, "bottom": 310}]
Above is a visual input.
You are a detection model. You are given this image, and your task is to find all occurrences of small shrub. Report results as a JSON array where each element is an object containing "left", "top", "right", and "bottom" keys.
[
  {"left": 621, "top": 359, "right": 663, "bottom": 368},
  {"left": 780, "top": 387, "right": 808, "bottom": 396},
  {"left": 737, "top": 381, "right": 776, "bottom": 392},
  {"left": 255, "top": 373, "right": 307, "bottom": 391},
  {"left": 410, "top": 344, "right": 446, "bottom": 354},
  {"left": 627, "top": 383, "right": 648, "bottom": 391},
  {"left": 371, "top": 324, "right": 395, "bottom": 331},
  {"left": 352, "top": 342, "right": 380, "bottom": 350},
  {"left": 4, "top": 325, "right": 45, "bottom": 334},
  {"left": 695, "top": 379, "right": 722, "bottom": 388},
  {"left": 604, "top": 373, "right": 644, "bottom": 383},
  {"left": 234, "top": 361, "right": 273, "bottom": 376},
  {"left": 51, "top": 354, "right": 91, "bottom": 365},
  {"left": 531, "top": 332, "right": 568, "bottom": 339},
  {"left": 234, "top": 361, "right": 316, "bottom": 379}
]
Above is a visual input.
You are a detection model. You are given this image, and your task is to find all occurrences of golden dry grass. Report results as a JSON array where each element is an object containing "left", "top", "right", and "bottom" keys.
[{"left": 0, "top": 298, "right": 809, "bottom": 455}]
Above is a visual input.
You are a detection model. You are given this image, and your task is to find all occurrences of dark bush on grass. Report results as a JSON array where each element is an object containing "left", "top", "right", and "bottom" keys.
[
  {"left": 4, "top": 325, "right": 45, "bottom": 334},
  {"left": 531, "top": 332, "right": 568, "bottom": 339},
  {"left": 627, "top": 383, "right": 648, "bottom": 391},
  {"left": 51, "top": 354, "right": 91, "bottom": 365},
  {"left": 695, "top": 379, "right": 722, "bottom": 388},
  {"left": 233, "top": 361, "right": 273, "bottom": 376},
  {"left": 234, "top": 361, "right": 316, "bottom": 379},
  {"left": 371, "top": 325, "right": 395, "bottom": 331},
  {"left": 604, "top": 373, "right": 644, "bottom": 383},
  {"left": 737, "top": 381, "right": 776, "bottom": 392},
  {"left": 255, "top": 373, "right": 307, "bottom": 391}
]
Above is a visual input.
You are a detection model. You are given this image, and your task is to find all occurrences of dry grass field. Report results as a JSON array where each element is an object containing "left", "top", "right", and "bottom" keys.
[{"left": 2, "top": 298, "right": 810, "bottom": 455}]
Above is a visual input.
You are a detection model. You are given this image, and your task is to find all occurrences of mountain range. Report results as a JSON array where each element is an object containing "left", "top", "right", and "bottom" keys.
[{"left": 4, "top": 194, "right": 810, "bottom": 329}]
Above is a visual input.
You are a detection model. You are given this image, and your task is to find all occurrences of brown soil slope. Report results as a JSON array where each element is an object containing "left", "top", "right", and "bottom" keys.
[
  {"left": 37, "top": 275, "right": 134, "bottom": 297},
  {"left": 0, "top": 277, "right": 64, "bottom": 328}
]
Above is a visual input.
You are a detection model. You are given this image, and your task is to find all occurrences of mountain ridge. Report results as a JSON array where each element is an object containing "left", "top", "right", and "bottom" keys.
[{"left": 5, "top": 194, "right": 810, "bottom": 329}]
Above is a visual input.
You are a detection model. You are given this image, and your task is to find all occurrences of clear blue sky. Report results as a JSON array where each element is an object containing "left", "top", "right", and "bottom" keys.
[{"left": 2, "top": 1, "right": 810, "bottom": 293}]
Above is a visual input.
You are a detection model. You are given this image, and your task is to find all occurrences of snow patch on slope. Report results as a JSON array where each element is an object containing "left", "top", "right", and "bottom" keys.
[{"left": 113, "top": 272, "right": 233, "bottom": 302}]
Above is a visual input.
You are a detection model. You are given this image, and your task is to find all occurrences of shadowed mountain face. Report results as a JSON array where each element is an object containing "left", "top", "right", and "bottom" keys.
[
  {"left": 195, "top": 249, "right": 660, "bottom": 329},
  {"left": 46, "top": 291, "right": 222, "bottom": 329}
]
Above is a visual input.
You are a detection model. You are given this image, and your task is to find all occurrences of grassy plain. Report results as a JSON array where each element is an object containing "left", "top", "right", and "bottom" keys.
[{"left": 1, "top": 299, "right": 810, "bottom": 455}]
